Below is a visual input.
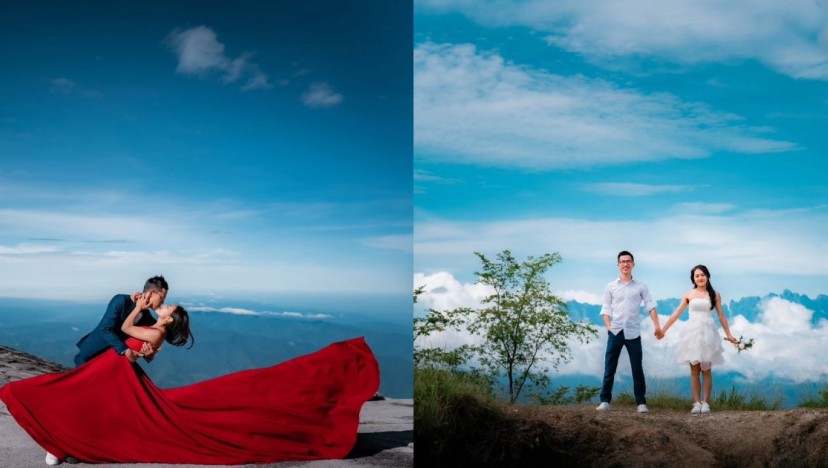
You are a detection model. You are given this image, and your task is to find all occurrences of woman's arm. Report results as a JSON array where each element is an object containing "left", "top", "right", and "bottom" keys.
[
  {"left": 715, "top": 292, "right": 738, "bottom": 343},
  {"left": 121, "top": 293, "right": 163, "bottom": 346},
  {"left": 662, "top": 294, "right": 689, "bottom": 334}
]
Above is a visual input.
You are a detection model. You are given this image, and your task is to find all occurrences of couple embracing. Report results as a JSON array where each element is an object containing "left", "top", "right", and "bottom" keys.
[
  {"left": 596, "top": 251, "right": 738, "bottom": 415},
  {"left": 0, "top": 275, "right": 379, "bottom": 465}
]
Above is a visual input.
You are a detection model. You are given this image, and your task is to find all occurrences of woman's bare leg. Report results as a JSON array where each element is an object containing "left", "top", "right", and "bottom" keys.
[{"left": 690, "top": 363, "right": 701, "bottom": 403}]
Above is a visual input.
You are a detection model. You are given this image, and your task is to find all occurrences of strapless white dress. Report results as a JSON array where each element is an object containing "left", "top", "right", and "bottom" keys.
[{"left": 675, "top": 297, "right": 725, "bottom": 371}]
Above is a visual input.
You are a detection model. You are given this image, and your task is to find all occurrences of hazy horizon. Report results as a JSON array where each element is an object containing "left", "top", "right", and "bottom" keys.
[{"left": 0, "top": 294, "right": 413, "bottom": 398}]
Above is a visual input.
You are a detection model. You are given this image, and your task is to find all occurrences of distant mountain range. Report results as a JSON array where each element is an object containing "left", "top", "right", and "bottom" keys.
[
  {"left": 565, "top": 289, "right": 828, "bottom": 326},
  {"left": 0, "top": 296, "right": 413, "bottom": 398}
]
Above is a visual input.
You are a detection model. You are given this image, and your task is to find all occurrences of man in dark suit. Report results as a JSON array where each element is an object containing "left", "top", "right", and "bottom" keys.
[{"left": 74, "top": 275, "right": 169, "bottom": 366}]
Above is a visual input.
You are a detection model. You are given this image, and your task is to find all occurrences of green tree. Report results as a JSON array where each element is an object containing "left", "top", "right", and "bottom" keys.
[
  {"left": 418, "top": 250, "right": 597, "bottom": 403},
  {"left": 414, "top": 287, "right": 474, "bottom": 372}
]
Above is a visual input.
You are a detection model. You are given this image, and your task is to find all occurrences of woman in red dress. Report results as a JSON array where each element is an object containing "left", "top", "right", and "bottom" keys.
[{"left": 0, "top": 293, "right": 380, "bottom": 465}]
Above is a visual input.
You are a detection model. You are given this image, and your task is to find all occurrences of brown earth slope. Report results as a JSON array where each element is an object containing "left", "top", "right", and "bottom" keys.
[
  {"left": 418, "top": 394, "right": 828, "bottom": 468},
  {"left": 517, "top": 404, "right": 828, "bottom": 467}
]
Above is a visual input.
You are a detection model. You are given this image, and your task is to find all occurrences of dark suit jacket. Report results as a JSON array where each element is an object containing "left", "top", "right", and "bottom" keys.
[{"left": 74, "top": 294, "right": 155, "bottom": 366}]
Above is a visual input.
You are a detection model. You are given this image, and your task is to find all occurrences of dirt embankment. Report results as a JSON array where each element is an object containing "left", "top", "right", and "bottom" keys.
[
  {"left": 418, "top": 395, "right": 828, "bottom": 467},
  {"left": 517, "top": 404, "right": 828, "bottom": 467}
]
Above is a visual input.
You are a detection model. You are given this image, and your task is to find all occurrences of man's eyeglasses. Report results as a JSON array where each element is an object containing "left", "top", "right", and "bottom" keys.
[{"left": 618, "top": 260, "right": 634, "bottom": 264}]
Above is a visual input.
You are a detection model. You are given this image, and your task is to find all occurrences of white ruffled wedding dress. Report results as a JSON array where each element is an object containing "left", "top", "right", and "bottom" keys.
[{"left": 675, "top": 297, "right": 725, "bottom": 371}]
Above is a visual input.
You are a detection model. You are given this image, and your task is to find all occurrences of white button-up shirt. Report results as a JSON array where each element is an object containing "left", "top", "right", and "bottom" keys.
[{"left": 600, "top": 277, "right": 657, "bottom": 339}]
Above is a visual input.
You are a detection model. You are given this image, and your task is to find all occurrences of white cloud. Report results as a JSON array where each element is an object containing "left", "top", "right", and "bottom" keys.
[
  {"left": 0, "top": 193, "right": 407, "bottom": 300},
  {"left": 556, "top": 289, "right": 602, "bottom": 305},
  {"left": 672, "top": 202, "right": 736, "bottom": 215},
  {"left": 167, "top": 25, "right": 272, "bottom": 91},
  {"left": 414, "top": 43, "right": 796, "bottom": 169},
  {"left": 186, "top": 305, "right": 332, "bottom": 319},
  {"left": 168, "top": 26, "right": 227, "bottom": 75},
  {"left": 415, "top": 272, "right": 603, "bottom": 308},
  {"left": 418, "top": 1, "right": 828, "bottom": 80},
  {"left": 414, "top": 169, "right": 464, "bottom": 195},
  {"left": 414, "top": 271, "right": 494, "bottom": 310},
  {"left": 0, "top": 243, "right": 397, "bottom": 300},
  {"left": 414, "top": 169, "right": 461, "bottom": 184},
  {"left": 0, "top": 244, "right": 59, "bottom": 255},
  {"left": 582, "top": 183, "right": 695, "bottom": 197},
  {"left": 301, "top": 82, "right": 344, "bottom": 108},
  {"left": 242, "top": 69, "right": 273, "bottom": 91},
  {"left": 415, "top": 204, "right": 828, "bottom": 300}
]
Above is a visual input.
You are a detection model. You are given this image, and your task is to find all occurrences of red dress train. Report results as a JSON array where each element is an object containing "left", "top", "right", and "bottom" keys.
[{"left": 0, "top": 337, "right": 379, "bottom": 464}]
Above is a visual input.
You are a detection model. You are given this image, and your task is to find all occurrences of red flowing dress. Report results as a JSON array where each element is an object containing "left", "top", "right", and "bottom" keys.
[{"left": 0, "top": 335, "right": 379, "bottom": 464}]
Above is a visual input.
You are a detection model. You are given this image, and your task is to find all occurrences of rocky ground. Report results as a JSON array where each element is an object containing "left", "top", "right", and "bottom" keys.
[{"left": 0, "top": 345, "right": 412, "bottom": 467}]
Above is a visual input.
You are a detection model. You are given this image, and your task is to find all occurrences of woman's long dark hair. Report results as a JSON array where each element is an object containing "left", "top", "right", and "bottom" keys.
[
  {"left": 165, "top": 306, "right": 195, "bottom": 348},
  {"left": 690, "top": 265, "right": 716, "bottom": 310}
]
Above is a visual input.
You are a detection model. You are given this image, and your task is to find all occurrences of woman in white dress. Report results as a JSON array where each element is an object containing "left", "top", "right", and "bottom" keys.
[{"left": 660, "top": 265, "right": 738, "bottom": 414}]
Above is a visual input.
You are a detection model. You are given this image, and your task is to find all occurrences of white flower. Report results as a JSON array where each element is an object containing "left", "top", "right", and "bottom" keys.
[{"left": 738, "top": 343, "right": 746, "bottom": 350}]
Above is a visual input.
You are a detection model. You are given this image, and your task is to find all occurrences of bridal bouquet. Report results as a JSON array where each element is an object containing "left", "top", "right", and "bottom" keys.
[{"left": 725, "top": 335, "right": 755, "bottom": 353}]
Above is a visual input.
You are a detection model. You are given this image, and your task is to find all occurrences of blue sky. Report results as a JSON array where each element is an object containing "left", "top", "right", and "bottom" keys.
[
  {"left": 414, "top": 1, "right": 828, "bottom": 303},
  {"left": 0, "top": 1, "right": 412, "bottom": 301}
]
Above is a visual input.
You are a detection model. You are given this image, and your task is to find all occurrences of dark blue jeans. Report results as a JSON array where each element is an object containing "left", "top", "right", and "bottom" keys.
[{"left": 600, "top": 329, "right": 646, "bottom": 405}]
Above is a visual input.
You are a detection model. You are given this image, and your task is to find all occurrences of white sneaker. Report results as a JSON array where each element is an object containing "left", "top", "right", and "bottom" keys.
[
  {"left": 701, "top": 402, "right": 711, "bottom": 413},
  {"left": 637, "top": 404, "right": 649, "bottom": 413},
  {"left": 45, "top": 453, "right": 61, "bottom": 466},
  {"left": 596, "top": 402, "right": 610, "bottom": 411}
]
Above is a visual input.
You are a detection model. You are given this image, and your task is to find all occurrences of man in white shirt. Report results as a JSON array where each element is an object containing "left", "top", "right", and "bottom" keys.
[{"left": 596, "top": 251, "right": 661, "bottom": 413}]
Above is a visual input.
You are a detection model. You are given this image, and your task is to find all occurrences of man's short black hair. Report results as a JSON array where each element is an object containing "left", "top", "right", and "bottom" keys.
[
  {"left": 143, "top": 275, "right": 168, "bottom": 293},
  {"left": 617, "top": 251, "right": 634, "bottom": 262}
]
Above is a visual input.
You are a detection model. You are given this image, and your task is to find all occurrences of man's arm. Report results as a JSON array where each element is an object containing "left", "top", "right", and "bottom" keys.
[
  {"left": 641, "top": 285, "right": 661, "bottom": 336},
  {"left": 100, "top": 295, "right": 131, "bottom": 356},
  {"left": 649, "top": 308, "right": 661, "bottom": 337},
  {"left": 600, "top": 285, "right": 613, "bottom": 331}
]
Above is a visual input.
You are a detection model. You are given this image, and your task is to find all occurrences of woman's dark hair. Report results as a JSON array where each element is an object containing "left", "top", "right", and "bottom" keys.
[
  {"left": 691, "top": 265, "right": 716, "bottom": 310},
  {"left": 165, "top": 306, "right": 195, "bottom": 348}
]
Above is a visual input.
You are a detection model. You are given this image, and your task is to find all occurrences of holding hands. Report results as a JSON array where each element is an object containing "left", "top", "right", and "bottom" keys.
[{"left": 654, "top": 327, "right": 665, "bottom": 340}]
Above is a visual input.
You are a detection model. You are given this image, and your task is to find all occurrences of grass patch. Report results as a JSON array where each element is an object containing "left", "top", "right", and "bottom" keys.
[
  {"left": 415, "top": 367, "right": 494, "bottom": 437},
  {"left": 414, "top": 367, "right": 600, "bottom": 467},
  {"left": 712, "top": 386, "right": 782, "bottom": 410},
  {"left": 615, "top": 385, "right": 782, "bottom": 410},
  {"left": 799, "top": 387, "right": 828, "bottom": 408}
]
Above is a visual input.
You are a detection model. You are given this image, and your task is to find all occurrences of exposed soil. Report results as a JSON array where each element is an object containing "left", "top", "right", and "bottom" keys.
[
  {"left": 416, "top": 395, "right": 828, "bottom": 468},
  {"left": 514, "top": 403, "right": 828, "bottom": 467}
]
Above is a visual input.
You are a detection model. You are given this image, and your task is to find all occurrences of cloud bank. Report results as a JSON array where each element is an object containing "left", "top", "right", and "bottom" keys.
[
  {"left": 415, "top": 273, "right": 828, "bottom": 383},
  {"left": 0, "top": 182, "right": 408, "bottom": 299},
  {"left": 186, "top": 305, "right": 331, "bottom": 319},
  {"left": 414, "top": 43, "right": 796, "bottom": 169},
  {"left": 415, "top": 204, "right": 828, "bottom": 299},
  {"left": 418, "top": 1, "right": 828, "bottom": 80}
]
